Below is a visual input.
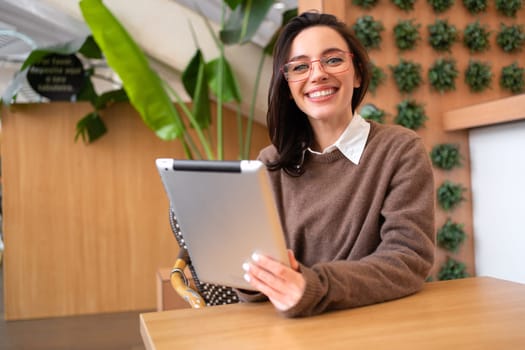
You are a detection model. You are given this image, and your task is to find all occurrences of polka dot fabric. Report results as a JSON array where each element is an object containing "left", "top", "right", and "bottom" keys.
[{"left": 169, "top": 207, "right": 239, "bottom": 306}]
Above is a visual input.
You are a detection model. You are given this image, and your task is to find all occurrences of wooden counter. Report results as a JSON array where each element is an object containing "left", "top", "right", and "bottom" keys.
[{"left": 140, "top": 277, "right": 525, "bottom": 349}]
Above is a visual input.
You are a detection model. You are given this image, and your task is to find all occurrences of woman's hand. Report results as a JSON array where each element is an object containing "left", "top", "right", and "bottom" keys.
[{"left": 242, "top": 250, "right": 305, "bottom": 311}]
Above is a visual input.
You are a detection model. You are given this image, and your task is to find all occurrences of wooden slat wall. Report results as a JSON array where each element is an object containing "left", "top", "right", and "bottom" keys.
[
  {"left": 299, "top": 0, "right": 524, "bottom": 279},
  {"left": 1, "top": 102, "right": 269, "bottom": 320}
]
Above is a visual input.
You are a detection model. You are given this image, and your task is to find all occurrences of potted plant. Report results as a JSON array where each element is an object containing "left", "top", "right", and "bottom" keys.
[
  {"left": 360, "top": 103, "right": 387, "bottom": 123},
  {"left": 465, "top": 59, "right": 492, "bottom": 93},
  {"left": 82, "top": 0, "right": 291, "bottom": 160},
  {"left": 392, "top": 0, "right": 417, "bottom": 11},
  {"left": 462, "top": 0, "right": 488, "bottom": 14},
  {"left": 496, "top": 24, "right": 525, "bottom": 53},
  {"left": 495, "top": 0, "right": 523, "bottom": 17},
  {"left": 4, "top": 0, "right": 293, "bottom": 160},
  {"left": 437, "top": 180, "right": 466, "bottom": 211},
  {"left": 428, "top": 19, "right": 458, "bottom": 52},
  {"left": 394, "top": 99, "right": 427, "bottom": 130},
  {"left": 437, "top": 219, "right": 467, "bottom": 253},
  {"left": 430, "top": 143, "right": 462, "bottom": 170},
  {"left": 428, "top": 58, "right": 459, "bottom": 93},
  {"left": 390, "top": 59, "right": 423, "bottom": 94},
  {"left": 500, "top": 62, "right": 525, "bottom": 94},
  {"left": 427, "top": 0, "right": 455, "bottom": 13},
  {"left": 352, "top": 0, "right": 379, "bottom": 9},
  {"left": 369, "top": 61, "right": 387, "bottom": 94},
  {"left": 463, "top": 21, "right": 491, "bottom": 53},
  {"left": 352, "top": 15, "right": 385, "bottom": 50},
  {"left": 393, "top": 19, "right": 421, "bottom": 51},
  {"left": 438, "top": 257, "right": 469, "bottom": 280}
]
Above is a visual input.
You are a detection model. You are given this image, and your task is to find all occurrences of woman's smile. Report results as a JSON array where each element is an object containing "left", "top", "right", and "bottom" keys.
[{"left": 306, "top": 87, "right": 338, "bottom": 100}]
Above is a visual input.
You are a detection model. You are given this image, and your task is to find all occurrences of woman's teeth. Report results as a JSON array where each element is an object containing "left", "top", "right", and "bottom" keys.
[{"left": 308, "top": 89, "right": 335, "bottom": 98}]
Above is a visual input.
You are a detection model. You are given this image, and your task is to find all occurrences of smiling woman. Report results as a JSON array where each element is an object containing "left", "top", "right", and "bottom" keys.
[{"left": 236, "top": 11, "right": 435, "bottom": 318}]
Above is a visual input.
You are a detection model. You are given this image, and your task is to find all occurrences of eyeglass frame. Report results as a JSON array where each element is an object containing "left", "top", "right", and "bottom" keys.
[{"left": 280, "top": 51, "right": 354, "bottom": 83}]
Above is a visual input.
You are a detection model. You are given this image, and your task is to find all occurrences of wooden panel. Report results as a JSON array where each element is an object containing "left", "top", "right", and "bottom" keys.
[
  {"left": 444, "top": 94, "right": 525, "bottom": 131},
  {"left": 1, "top": 102, "right": 269, "bottom": 320}
]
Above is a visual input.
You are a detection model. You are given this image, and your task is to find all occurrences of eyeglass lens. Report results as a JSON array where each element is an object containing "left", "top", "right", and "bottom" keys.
[{"left": 283, "top": 52, "right": 351, "bottom": 82}]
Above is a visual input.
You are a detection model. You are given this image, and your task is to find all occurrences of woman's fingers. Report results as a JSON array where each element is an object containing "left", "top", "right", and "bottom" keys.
[
  {"left": 288, "top": 249, "right": 300, "bottom": 271},
  {"left": 242, "top": 252, "right": 305, "bottom": 311}
]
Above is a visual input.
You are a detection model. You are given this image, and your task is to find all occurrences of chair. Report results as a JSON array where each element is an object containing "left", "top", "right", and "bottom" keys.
[{"left": 168, "top": 206, "right": 239, "bottom": 308}]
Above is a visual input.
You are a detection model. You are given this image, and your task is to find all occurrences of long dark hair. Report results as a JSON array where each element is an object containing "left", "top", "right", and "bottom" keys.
[{"left": 266, "top": 11, "right": 370, "bottom": 176}]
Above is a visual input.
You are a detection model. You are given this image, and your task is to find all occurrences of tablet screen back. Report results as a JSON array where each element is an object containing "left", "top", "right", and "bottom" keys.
[{"left": 156, "top": 158, "right": 289, "bottom": 290}]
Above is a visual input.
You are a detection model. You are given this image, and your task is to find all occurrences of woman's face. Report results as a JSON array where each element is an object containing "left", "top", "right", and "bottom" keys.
[{"left": 286, "top": 26, "right": 360, "bottom": 127}]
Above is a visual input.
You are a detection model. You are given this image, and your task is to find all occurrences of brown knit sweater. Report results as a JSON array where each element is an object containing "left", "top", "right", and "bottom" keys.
[{"left": 237, "top": 121, "right": 435, "bottom": 318}]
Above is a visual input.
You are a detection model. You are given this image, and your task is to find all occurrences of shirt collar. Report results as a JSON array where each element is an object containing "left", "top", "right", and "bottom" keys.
[{"left": 308, "top": 113, "right": 370, "bottom": 165}]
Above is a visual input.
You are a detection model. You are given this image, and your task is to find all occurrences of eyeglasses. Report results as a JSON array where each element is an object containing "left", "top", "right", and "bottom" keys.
[{"left": 281, "top": 51, "right": 354, "bottom": 82}]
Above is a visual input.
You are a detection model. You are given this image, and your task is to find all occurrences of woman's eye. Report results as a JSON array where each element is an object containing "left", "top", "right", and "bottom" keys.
[
  {"left": 292, "top": 63, "right": 310, "bottom": 72},
  {"left": 325, "top": 56, "right": 344, "bottom": 66}
]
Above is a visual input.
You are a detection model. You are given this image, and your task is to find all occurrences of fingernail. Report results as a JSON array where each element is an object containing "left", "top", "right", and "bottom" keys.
[
  {"left": 242, "top": 262, "right": 250, "bottom": 272},
  {"left": 251, "top": 252, "right": 260, "bottom": 262},
  {"left": 243, "top": 273, "right": 251, "bottom": 282}
]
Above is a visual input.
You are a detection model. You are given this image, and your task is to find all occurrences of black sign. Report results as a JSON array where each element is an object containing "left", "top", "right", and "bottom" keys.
[{"left": 27, "top": 53, "right": 86, "bottom": 101}]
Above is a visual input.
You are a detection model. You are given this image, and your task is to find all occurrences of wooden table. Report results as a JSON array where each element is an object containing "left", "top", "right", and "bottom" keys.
[{"left": 140, "top": 277, "right": 525, "bottom": 349}]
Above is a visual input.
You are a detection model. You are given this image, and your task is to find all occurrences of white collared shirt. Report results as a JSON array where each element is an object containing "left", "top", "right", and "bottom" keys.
[{"left": 307, "top": 113, "right": 370, "bottom": 165}]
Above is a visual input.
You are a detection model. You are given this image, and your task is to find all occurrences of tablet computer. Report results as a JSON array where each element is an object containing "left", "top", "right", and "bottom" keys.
[{"left": 155, "top": 158, "right": 289, "bottom": 290}]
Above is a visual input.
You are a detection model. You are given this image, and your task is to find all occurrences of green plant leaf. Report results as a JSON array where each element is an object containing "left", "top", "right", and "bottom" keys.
[
  {"left": 500, "top": 62, "right": 525, "bottom": 93},
  {"left": 438, "top": 257, "right": 469, "bottom": 280},
  {"left": 78, "top": 35, "right": 103, "bottom": 59},
  {"left": 428, "top": 58, "right": 459, "bottom": 93},
  {"left": 368, "top": 61, "right": 387, "bottom": 94},
  {"left": 223, "top": 0, "right": 242, "bottom": 10},
  {"left": 430, "top": 143, "right": 462, "bottom": 169},
  {"left": 352, "top": 0, "right": 379, "bottom": 9},
  {"left": 437, "top": 180, "right": 466, "bottom": 211},
  {"left": 427, "top": 0, "right": 455, "bottom": 13},
  {"left": 393, "top": 19, "right": 421, "bottom": 51},
  {"left": 465, "top": 59, "right": 492, "bottom": 92},
  {"left": 79, "top": 0, "right": 185, "bottom": 141},
  {"left": 390, "top": 59, "right": 423, "bottom": 93},
  {"left": 462, "top": 0, "right": 488, "bottom": 14},
  {"left": 75, "top": 111, "right": 108, "bottom": 143},
  {"left": 392, "top": 0, "right": 416, "bottom": 11},
  {"left": 182, "top": 50, "right": 212, "bottom": 129},
  {"left": 206, "top": 57, "right": 242, "bottom": 103},
  {"left": 496, "top": 24, "right": 525, "bottom": 53},
  {"left": 437, "top": 219, "right": 467, "bottom": 252},
  {"left": 360, "top": 103, "right": 386, "bottom": 123},
  {"left": 352, "top": 15, "right": 385, "bottom": 50},
  {"left": 76, "top": 76, "right": 98, "bottom": 105},
  {"left": 428, "top": 19, "right": 458, "bottom": 52},
  {"left": 395, "top": 99, "right": 427, "bottom": 130},
  {"left": 495, "top": 0, "right": 523, "bottom": 17},
  {"left": 95, "top": 88, "right": 129, "bottom": 110},
  {"left": 463, "top": 21, "right": 491, "bottom": 53},
  {"left": 220, "top": 0, "right": 274, "bottom": 44}
]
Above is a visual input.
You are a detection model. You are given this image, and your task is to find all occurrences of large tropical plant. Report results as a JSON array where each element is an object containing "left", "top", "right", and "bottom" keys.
[
  {"left": 4, "top": 0, "right": 294, "bottom": 160},
  {"left": 79, "top": 0, "right": 284, "bottom": 160}
]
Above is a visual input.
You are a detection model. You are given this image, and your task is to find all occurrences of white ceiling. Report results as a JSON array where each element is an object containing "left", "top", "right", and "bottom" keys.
[{"left": 0, "top": 0, "right": 297, "bottom": 124}]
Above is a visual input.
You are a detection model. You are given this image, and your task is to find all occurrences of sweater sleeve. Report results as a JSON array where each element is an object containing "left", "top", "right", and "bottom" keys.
[{"left": 280, "top": 136, "right": 435, "bottom": 318}]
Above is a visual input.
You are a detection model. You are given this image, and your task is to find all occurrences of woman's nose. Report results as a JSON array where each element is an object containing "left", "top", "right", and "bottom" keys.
[{"left": 309, "top": 60, "right": 328, "bottom": 81}]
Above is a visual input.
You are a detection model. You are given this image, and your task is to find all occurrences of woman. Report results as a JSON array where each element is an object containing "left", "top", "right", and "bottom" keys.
[{"left": 239, "top": 11, "right": 435, "bottom": 318}]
